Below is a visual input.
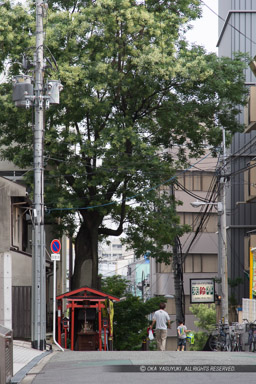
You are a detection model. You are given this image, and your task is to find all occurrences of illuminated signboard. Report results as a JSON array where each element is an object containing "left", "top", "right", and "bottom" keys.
[{"left": 190, "top": 278, "right": 215, "bottom": 304}]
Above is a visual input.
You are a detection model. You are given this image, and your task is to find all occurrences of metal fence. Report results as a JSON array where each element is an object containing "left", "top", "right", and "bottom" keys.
[{"left": 12, "top": 286, "right": 31, "bottom": 339}]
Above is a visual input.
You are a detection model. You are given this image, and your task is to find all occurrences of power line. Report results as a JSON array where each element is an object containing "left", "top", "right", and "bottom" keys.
[
  {"left": 47, "top": 152, "right": 212, "bottom": 212},
  {"left": 201, "top": 0, "right": 256, "bottom": 46}
]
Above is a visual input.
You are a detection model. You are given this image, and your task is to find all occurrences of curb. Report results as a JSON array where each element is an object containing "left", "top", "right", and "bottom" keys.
[{"left": 11, "top": 350, "right": 52, "bottom": 384}]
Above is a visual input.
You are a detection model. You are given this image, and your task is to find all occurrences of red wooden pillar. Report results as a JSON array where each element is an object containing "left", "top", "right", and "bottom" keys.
[
  {"left": 98, "top": 302, "right": 102, "bottom": 351},
  {"left": 71, "top": 302, "right": 75, "bottom": 351}
]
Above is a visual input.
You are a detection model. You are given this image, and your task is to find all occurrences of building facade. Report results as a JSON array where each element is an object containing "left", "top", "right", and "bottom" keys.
[
  {"left": 99, "top": 236, "right": 134, "bottom": 278},
  {"left": 0, "top": 176, "right": 32, "bottom": 336},
  {"left": 218, "top": 0, "right": 256, "bottom": 304},
  {"left": 150, "top": 154, "right": 219, "bottom": 350}
]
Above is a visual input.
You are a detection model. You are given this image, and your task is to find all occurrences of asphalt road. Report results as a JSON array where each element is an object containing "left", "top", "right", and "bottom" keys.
[{"left": 21, "top": 350, "right": 256, "bottom": 384}]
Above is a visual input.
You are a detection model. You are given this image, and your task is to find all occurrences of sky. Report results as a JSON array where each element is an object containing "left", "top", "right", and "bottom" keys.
[{"left": 186, "top": 0, "right": 218, "bottom": 53}]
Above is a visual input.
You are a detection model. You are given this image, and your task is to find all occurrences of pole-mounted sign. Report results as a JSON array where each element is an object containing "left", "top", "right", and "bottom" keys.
[
  {"left": 51, "top": 238, "right": 64, "bottom": 351},
  {"left": 51, "top": 239, "right": 61, "bottom": 261},
  {"left": 51, "top": 239, "right": 61, "bottom": 254}
]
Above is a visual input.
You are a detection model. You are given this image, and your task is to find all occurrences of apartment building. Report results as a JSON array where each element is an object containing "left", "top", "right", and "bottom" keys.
[
  {"left": 150, "top": 154, "right": 219, "bottom": 350},
  {"left": 99, "top": 236, "right": 134, "bottom": 278}
]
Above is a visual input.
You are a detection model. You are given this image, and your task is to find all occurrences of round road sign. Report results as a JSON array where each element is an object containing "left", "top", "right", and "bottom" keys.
[{"left": 51, "top": 239, "right": 61, "bottom": 254}]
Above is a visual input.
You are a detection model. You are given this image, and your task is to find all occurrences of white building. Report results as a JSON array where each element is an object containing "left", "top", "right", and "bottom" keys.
[{"left": 99, "top": 236, "right": 134, "bottom": 278}]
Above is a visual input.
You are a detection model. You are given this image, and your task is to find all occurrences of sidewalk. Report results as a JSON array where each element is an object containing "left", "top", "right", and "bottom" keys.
[{"left": 12, "top": 340, "right": 52, "bottom": 384}]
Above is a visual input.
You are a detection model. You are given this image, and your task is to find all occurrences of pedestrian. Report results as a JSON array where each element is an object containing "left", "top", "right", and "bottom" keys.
[
  {"left": 150, "top": 302, "right": 171, "bottom": 351},
  {"left": 177, "top": 320, "right": 191, "bottom": 351}
]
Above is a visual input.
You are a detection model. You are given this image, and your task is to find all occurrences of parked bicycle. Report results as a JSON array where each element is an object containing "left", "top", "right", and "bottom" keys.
[
  {"left": 209, "top": 322, "right": 231, "bottom": 352},
  {"left": 242, "top": 319, "right": 256, "bottom": 352},
  {"left": 248, "top": 321, "right": 256, "bottom": 352},
  {"left": 229, "top": 325, "right": 243, "bottom": 352}
]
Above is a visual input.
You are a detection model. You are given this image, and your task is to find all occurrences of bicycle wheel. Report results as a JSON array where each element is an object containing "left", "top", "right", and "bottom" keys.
[{"left": 209, "top": 335, "right": 219, "bottom": 351}]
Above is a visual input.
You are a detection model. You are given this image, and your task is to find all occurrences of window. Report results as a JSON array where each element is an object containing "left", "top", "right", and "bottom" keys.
[
  {"left": 193, "top": 173, "right": 202, "bottom": 191},
  {"left": 202, "top": 175, "right": 214, "bottom": 191},
  {"left": 158, "top": 262, "right": 173, "bottom": 273},
  {"left": 184, "top": 173, "right": 193, "bottom": 190},
  {"left": 179, "top": 212, "right": 217, "bottom": 233},
  {"left": 184, "top": 255, "right": 193, "bottom": 272},
  {"left": 202, "top": 254, "right": 218, "bottom": 273},
  {"left": 102, "top": 253, "right": 111, "bottom": 258},
  {"left": 12, "top": 205, "right": 22, "bottom": 249},
  {"left": 204, "top": 214, "right": 218, "bottom": 232},
  {"left": 112, "top": 244, "right": 122, "bottom": 249},
  {"left": 177, "top": 174, "right": 185, "bottom": 189},
  {"left": 184, "top": 254, "right": 217, "bottom": 273},
  {"left": 193, "top": 255, "right": 202, "bottom": 272},
  {"left": 176, "top": 171, "right": 215, "bottom": 192}
]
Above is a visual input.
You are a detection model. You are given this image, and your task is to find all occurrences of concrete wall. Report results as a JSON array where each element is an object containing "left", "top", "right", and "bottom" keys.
[
  {"left": 0, "top": 252, "right": 12, "bottom": 328},
  {"left": 11, "top": 251, "right": 32, "bottom": 286},
  {"left": 0, "top": 178, "right": 32, "bottom": 328}
]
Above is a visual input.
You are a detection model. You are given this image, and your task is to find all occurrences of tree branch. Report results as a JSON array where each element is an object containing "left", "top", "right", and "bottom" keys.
[{"left": 98, "top": 196, "right": 126, "bottom": 236}]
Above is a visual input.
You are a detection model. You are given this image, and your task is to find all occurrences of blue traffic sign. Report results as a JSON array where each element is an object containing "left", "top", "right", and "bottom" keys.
[{"left": 51, "top": 239, "right": 61, "bottom": 254}]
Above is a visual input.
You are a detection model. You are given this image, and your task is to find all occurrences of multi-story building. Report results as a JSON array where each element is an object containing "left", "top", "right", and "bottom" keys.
[
  {"left": 127, "top": 257, "right": 150, "bottom": 299},
  {"left": 0, "top": 176, "right": 32, "bottom": 336},
  {"left": 0, "top": 160, "right": 70, "bottom": 337},
  {"left": 217, "top": 1, "right": 256, "bottom": 305},
  {"left": 98, "top": 236, "right": 134, "bottom": 278},
  {"left": 150, "top": 153, "right": 219, "bottom": 350}
]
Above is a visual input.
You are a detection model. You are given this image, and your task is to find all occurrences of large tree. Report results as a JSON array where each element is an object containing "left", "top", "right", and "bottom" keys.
[
  {"left": 0, "top": 1, "right": 247, "bottom": 289},
  {"left": 101, "top": 274, "right": 166, "bottom": 350}
]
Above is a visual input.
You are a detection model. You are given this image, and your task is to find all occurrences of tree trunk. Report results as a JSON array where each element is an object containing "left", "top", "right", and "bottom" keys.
[{"left": 72, "top": 221, "right": 99, "bottom": 290}]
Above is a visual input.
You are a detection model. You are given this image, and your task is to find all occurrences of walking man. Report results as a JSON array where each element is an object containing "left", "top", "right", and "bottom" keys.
[{"left": 150, "top": 302, "right": 171, "bottom": 351}]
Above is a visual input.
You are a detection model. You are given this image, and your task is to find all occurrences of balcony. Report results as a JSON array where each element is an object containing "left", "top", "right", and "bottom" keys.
[{"left": 244, "top": 86, "right": 256, "bottom": 133}]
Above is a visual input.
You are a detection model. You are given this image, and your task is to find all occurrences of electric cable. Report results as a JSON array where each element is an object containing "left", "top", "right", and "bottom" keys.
[
  {"left": 201, "top": 0, "right": 256, "bottom": 46},
  {"left": 181, "top": 180, "right": 219, "bottom": 262}
]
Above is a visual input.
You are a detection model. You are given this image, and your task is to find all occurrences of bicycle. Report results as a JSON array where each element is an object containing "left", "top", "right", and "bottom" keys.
[
  {"left": 248, "top": 321, "right": 256, "bottom": 352},
  {"left": 231, "top": 322, "right": 245, "bottom": 351},
  {"left": 230, "top": 328, "right": 242, "bottom": 351},
  {"left": 243, "top": 319, "right": 256, "bottom": 352},
  {"left": 209, "top": 323, "right": 231, "bottom": 352}
]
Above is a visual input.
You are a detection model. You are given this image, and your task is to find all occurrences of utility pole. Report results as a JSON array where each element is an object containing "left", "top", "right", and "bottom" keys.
[
  {"left": 12, "top": 0, "right": 62, "bottom": 351},
  {"left": 173, "top": 236, "right": 184, "bottom": 325},
  {"left": 220, "top": 128, "right": 229, "bottom": 324},
  {"left": 31, "top": 0, "right": 46, "bottom": 350},
  {"left": 170, "top": 185, "right": 184, "bottom": 325}
]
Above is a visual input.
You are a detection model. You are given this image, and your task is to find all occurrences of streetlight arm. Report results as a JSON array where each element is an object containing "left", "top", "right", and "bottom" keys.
[{"left": 190, "top": 201, "right": 223, "bottom": 212}]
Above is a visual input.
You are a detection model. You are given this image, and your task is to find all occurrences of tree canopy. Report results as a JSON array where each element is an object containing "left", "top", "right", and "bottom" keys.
[
  {"left": 101, "top": 274, "right": 165, "bottom": 350},
  {"left": 0, "top": 0, "right": 248, "bottom": 288}
]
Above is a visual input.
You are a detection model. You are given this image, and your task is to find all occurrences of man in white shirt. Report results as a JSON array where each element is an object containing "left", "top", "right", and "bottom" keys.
[{"left": 150, "top": 303, "right": 171, "bottom": 351}]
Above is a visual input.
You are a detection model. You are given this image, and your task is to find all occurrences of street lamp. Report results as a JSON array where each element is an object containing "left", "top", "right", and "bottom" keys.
[
  {"left": 190, "top": 200, "right": 223, "bottom": 212},
  {"left": 190, "top": 200, "right": 229, "bottom": 324}
]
